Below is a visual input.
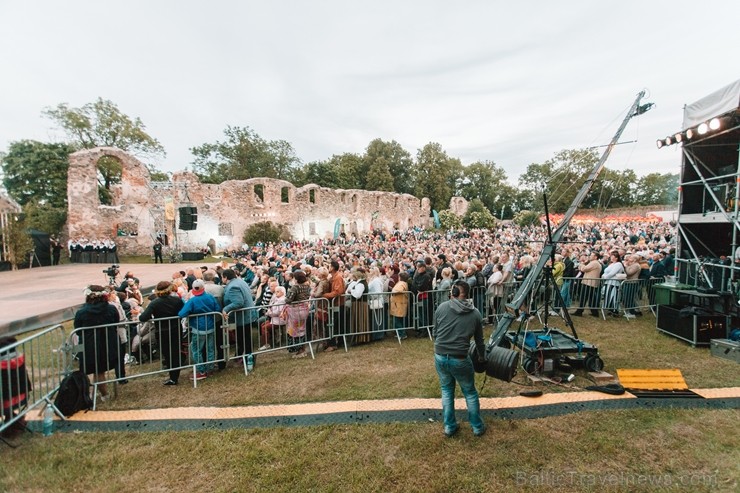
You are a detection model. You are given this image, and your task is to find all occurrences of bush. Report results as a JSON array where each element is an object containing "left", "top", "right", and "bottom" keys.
[
  {"left": 513, "top": 210, "right": 541, "bottom": 227},
  {"left": 438, "top": 209, "right": 463, "bottom": 230},
  {"left": 463, "top": 199, "right": 496, "bottom": 229},
  {"left": 242, "top": 221, "right": 290, "bottom": 245}
]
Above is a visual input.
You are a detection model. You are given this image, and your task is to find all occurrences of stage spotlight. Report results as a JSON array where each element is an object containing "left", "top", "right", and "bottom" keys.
[
  {"left": 664, "top": 136, "right": 673, "bottom": 146},
  {"left": 686, "top": 128, "right": 695, "bottom": 140},
  {"left": 656, "top": 139, "right": 664, "bottom": 149},
  {"left": 698, "top": 122, "right": 709, "bottom": 135},
  {"left": 709, "top": 118, "right": 721, "bottom": 130},
  {"left": 674, "top": 132, "right": 683, "bottom": 143}
]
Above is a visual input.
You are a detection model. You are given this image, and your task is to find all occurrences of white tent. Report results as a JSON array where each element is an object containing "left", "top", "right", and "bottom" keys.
[{"left": 682, "top": 78, "right": 740, "bottom": 129}]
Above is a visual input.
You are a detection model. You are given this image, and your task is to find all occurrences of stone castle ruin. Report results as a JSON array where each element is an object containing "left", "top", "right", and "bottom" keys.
[{"left": 67, "top": 147, "right": 432, "bottom": 255}]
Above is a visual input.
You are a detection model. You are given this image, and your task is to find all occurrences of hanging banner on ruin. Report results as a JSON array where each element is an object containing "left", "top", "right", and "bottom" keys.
[{"left": 164, "top": 197, "right": 175, "bottom": 221}]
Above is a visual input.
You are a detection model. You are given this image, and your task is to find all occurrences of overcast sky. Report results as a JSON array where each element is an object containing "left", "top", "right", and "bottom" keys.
[{"left": 1, "top": 1, "right": 738, "bottom": 184}]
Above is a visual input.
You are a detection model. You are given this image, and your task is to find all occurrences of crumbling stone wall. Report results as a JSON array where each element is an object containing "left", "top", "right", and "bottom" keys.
[{"left": 67, "top": 147, "right": 433, "bottom": 255}]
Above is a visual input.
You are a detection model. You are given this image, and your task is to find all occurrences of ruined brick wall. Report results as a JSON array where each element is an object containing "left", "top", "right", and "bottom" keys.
[{"left": 67, "top": 147, "right": 432, "bottom": 255}]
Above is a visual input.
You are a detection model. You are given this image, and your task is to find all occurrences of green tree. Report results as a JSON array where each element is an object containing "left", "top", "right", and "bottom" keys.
[
  {"left": 363, "top": 139, "right": 414, "bottom": 194},
  {"left": 459, "top": 160, "right": 511, "bottom": 217},
  {"left": 413, "top": 142, "right": 463, "bottom": 212},
  {"left": 292, "top": 160, "right": 342, "bottom": 189},
  {"left": 1, "top": 140, "right": 73, "bottom": 208},
  {"left": 463, "top": 198, "right": 496, "bottom": 229},
  {"left": 585, "top": 168, "right": 637, "bottom": 210},
  {"left": 190, "top": 126, "right": 300, "bottom": 184},
  {"left": 634, "top": 173, "right": 679, "bottom": 205},
  {"left": 519, "top": 148, "right": 599, "bottom": 213},
  {"left": 365, "top": 156, "right": 394, "bottom": 191},
  {"left": 329, "top": 153, "right": 364, "bottom": 189},
  {"left": 23, "top": 199, "right": 67, "bottom": 236},
  {"left": 44, "top": 98, "right": 166, "bottom": 204},
  {"left": 5, "top": 215, "right": 34, "bottom": 269}
]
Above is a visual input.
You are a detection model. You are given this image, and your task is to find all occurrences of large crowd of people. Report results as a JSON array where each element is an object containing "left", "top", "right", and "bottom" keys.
[{"left": 73, "top": 218, "right": 678, "bottom": 390}]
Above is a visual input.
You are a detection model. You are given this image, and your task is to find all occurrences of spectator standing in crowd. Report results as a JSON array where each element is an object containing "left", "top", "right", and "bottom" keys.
[
  {"left": 202, "top": 270, "right": 226, "bottom": 369},
  {"left": 222, "top": 268, "right": 257, "bottom": 364},
  {"left": 573, "top": 252, "right": 602, "bottom": 317},
  {"left": 178, "top": 280, "right": 221, "bottom": 380},
  {"left": 432, "top": 280, "right": 486, "bottom": 438},
  {"left": 560, "top": 248, "right": 576, "bottom": 312},
  {"left": 346, "top": 268, "right": 370, "bottom": 344},
  {"left": 411, "top": 260, "right": 433, "bottom": 337},
  {"left": 74, "top": 285, "right": 120, "bottom": 401},
  {"left": 323, "top": 260, "right": 346, "bottom": 352},
  {"left": 367, "top": 267, "right": 385, "bottom": 340},
  {"left": 390, "top": 271, "right": 411, "bottom": 339},
  {"left": 261, "top": 286, "right": 287, "bottom": 350},
  {"left": 311, "top": 266, "right": 332, "bottom": 347},
  {"left": 487, "top": 264, "right": 505, "bottom": 322},
  {"left": 602, "top": 251, "right": 626, "bottom": 317},
  {"left": 139, "top": 281, "right": 185, "bottom": 386},
  {"left": 284, "top": 269, "right": 311, "bottom": 357}
]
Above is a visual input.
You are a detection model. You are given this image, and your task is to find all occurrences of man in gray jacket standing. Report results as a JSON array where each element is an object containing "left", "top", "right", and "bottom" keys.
[{"left": 432, "top": 280, "right": 486, "bottom": 438}]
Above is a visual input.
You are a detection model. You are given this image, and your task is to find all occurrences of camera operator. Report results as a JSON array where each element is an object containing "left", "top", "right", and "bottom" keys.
[
  {"left": 432, "top": 280, "right": 486, "bottom": 438},
  {"left": 116, "top": 270, "right": 139, "bottom": 292}
]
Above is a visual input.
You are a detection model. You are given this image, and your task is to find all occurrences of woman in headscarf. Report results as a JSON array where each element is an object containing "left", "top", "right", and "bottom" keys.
[
  {"left": 285, "top": 270, "right": 311, "bottom": 358},
  {"left": 74, "top": 285, "right": 120, "bottom": 400},
  {"left": 346, "top": 268, "right": 369, "bottom": 344}
]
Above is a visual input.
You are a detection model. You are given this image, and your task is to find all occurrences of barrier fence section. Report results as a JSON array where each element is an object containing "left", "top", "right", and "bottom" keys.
[
  {"left": 2, "top": 278, "right": 670, "bottom": 422},
  {"left": 533, "top": 276, "right": 665, "bottom": 320},
  {"left": 1, "top": 324, "right": 66, "bottom": 434}
]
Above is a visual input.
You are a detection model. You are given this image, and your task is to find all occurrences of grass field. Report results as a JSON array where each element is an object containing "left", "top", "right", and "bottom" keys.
[{"left": 1, "top": 313, "right": 738, "bottom": 492}]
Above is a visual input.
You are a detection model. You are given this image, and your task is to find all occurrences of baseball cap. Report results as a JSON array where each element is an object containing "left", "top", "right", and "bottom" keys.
[{"left": 192, "top": 280, "right": 205, "bottom": 292}]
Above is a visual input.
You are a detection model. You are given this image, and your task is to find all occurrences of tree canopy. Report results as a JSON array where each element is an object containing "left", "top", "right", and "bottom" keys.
[
  {"left": 190, "top": 126, "right": 301, "bottom": 184},
  {"left": 44, "top": 98, "right": 167, "bottom": 203}
]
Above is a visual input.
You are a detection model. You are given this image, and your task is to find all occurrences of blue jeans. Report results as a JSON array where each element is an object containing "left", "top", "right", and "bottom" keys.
[
  {"left": 434, "top": 353, "right": 485, "bottom": 435},
  {"left": 560, "top": 280, "right": 572, "bottom": 309},
  {"left": 191, "top": 332, "right": 215, "bottom": 374}
]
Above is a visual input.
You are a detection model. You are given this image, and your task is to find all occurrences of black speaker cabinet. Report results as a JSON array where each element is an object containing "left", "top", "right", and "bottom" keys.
[
  {"left": 656, "top": 305, "right": 727, "bottom": 346},
  {"left": 178, "top": 206, "right": 198, "bottom": 231}
]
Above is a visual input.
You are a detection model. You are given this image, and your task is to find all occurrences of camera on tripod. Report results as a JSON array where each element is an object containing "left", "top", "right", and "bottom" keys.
[{"left": 103, "top": 264, "right": 120, "bottom": 284}]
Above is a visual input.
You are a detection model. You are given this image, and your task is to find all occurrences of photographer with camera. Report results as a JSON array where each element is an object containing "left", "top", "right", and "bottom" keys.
[{"left": 432, "top": 280, "right": 486, "bottom": 438}]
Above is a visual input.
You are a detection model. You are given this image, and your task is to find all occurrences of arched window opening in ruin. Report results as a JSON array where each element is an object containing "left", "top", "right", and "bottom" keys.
[
  {"left": 394, "top": 197, "right": 398, "bottom": 207},
  {"left": 254, "top": 184, "right": 264, "bottom": 203},
  {"left": 281, "top": 187, "right": 290, "bottom": 203},
  {"left": 341, "top": 193, "right": 347, "bottom": 204},
  {"left": 309, "top": 189, "right": 316, "bottom": 204},
  {"left": 96, "top": 154, "right": 124, "bottom": 205},
  {"left": 351, "top": 195, "right": 358, "bottom": 213},
  {"left": 376, "top": 196, "right": 381, "bottom": 207}
]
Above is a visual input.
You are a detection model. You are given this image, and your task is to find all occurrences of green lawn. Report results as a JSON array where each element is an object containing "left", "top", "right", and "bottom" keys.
[{"left": 1, "top": 314, "right": 738, "bottom": 492}]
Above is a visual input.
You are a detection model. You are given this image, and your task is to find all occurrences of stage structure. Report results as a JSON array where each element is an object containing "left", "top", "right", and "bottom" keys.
[{"left": 656, "top": 79, "right": 740, "bottom": 291}]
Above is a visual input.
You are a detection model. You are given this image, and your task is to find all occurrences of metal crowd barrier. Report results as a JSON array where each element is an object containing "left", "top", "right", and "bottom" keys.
[
  {"left": 1, "top": 324, "right": 66, "bottom": 434},
  {"left": 2, "top": 276, "right": 671, "bottom": 422}
]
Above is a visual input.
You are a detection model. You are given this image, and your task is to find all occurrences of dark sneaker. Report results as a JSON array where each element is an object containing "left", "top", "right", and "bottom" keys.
[
  {"left": 163, "top": 379, "right": 178, "bottom": 386},
  {"left": 195, "top": 372, "right": 207, "bottom": 381},
  {"left": 444, "top": 427, "right": 459, "bottom": 438},
  {"left": 474, "top": 427, "right": 486, "bottom": 437}
]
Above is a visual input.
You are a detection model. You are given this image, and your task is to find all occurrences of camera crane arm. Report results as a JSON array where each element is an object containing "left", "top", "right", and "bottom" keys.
[{"left": 488, "top": 90, "right": 651, "bottom": 347}]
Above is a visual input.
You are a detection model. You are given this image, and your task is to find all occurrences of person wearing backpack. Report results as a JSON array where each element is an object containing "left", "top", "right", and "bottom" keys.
[{"left": 74, "top": 285, "right": 120, "bottom": 401}]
